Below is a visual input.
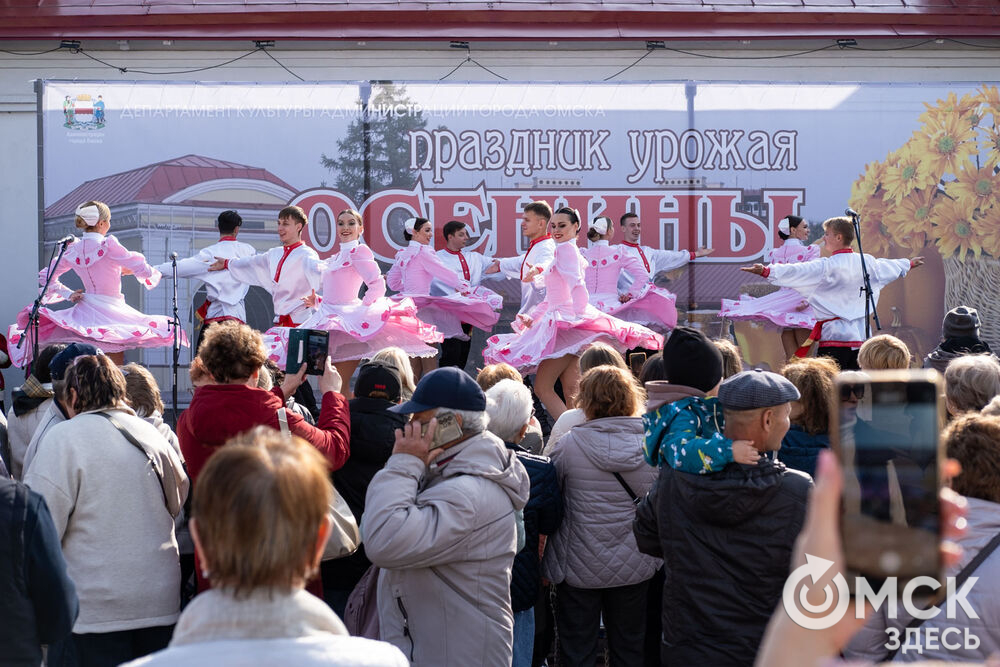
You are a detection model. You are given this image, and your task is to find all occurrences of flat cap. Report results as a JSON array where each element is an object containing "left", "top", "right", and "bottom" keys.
[{"left": 718, "top": 369, "right": 800, "bottom": 411}]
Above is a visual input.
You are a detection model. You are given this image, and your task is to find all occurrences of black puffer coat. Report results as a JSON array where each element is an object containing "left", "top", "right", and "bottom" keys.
[
  {"left": 326, "top": 397, "right": 406, "bottom": 592},
  {"left": 506, "top": 442, "right": 563, "bottom": 612},
  {"left": 634, "top": 459, "right": 812, "bottom": 666}
]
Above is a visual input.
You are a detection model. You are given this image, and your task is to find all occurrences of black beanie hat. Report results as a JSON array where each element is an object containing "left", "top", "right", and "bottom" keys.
[{"left": 662, "top": 326, "right": 724, "bottom": 393}]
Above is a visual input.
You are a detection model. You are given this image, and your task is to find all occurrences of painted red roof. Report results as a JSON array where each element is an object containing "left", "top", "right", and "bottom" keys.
[
  {"left": 4, "top": 1, "right": 1000, "bottom": 39},
  {"left": 45, "top": 154, "right": 296, "bottom": 217}
]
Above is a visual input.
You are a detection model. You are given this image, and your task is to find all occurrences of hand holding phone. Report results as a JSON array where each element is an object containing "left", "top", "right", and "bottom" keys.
[
  {"left": 286, "top": 329, "right": 330, "bottom": 376},
  {"left": 835, "top": 369, "right": 944, "bottom": 589}
]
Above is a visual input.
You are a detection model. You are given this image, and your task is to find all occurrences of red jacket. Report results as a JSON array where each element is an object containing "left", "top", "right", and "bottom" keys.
[{"left": 178, "top": 383, "right": 351, "bottom": 488}]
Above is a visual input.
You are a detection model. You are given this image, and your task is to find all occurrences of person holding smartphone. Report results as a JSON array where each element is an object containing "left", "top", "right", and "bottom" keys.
[{"left": 362, "top": 367, "right": 530, "bottom": 667}]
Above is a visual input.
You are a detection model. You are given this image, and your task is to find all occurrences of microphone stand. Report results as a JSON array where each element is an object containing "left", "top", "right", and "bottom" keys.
[
  {"left": 169, "top": 253, "right": 180, "bottom": 428},
  {"left": 847, "top": 210, "right": 881, "bottom": 338},
  {"left": 19, "top": 237, "right": 72, "bottom": 373}
]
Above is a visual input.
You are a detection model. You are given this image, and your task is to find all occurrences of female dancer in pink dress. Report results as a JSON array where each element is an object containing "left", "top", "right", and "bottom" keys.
[
  {"left": 8, "top": 201, "right": 184, "bottom": 367},
  {"left": 719, "top": 215, "right": 821, "bottom": 359},
  {"left": 386, "top": 217, "right": 502, "bottom": 377},
  {"left": 483, "top": 207, "right": 663, "bottom": 419},
  {"left": 583, "top": 216, "right": 679, "bottom": 334},
  {"left": 263, "top": 209, "right": 441, "bottom": 396}
]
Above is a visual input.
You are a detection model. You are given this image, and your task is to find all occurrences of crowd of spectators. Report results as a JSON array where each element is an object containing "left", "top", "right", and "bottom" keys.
[{"left": 2, "top": 305, "right": 1000, "bottom": 667}]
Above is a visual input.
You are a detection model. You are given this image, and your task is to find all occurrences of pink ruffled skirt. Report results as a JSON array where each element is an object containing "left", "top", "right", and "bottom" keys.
[
  {"left": 589, "top": 284, "right": 678, "bottom": 333},
  {"left": 719, "top": 287, "right": 817, "bottom": 330},
  {"left": 263, "top": 296, "right": 443, "bottom": 364},
  {"left": 8, "top": 293, "right": 187, "bottom": 367},
  {"left": 483, "top": 304, "right": 663, "bottom": 374},
  {"left": 401, "top": 286, "right": 502, "bottom": 340}
]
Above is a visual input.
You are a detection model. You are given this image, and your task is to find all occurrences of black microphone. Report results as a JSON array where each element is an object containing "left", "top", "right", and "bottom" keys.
[
  {"left": 170, "top": 251, "right": 179, "bottom": 262},
  {"left": 57, "top": 235, "right": 75, "bottom": 244},
  {"left": 844, "top": 208, "right": 859, "bottom": 218}
]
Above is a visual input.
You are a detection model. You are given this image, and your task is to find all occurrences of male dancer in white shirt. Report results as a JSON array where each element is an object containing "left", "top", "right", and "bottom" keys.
[
  {"left": 436, "top": 220, "right": 496, "bottom": 369},
  {"left": 208, "top": 205, "right": 319, "bottom": 328},
  {"left": 157, "top": 210, "right": 256, "bottom": 349},
  {"left": 485, "top": 200, "right": 556, "bottom": 318},
  {"left": 742, "top": 216, "right": 923, "bottom": 370},
  {"left": 618, "top": 212, "right": 714, "bottom": 289}
]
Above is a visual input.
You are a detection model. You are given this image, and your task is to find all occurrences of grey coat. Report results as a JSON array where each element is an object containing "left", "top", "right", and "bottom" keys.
[
  {"left": 363, "top": 430, "right": 530, "bottom": 667},
  {"left": 542, "top": 415, "right": 661, "bottom": 589}
]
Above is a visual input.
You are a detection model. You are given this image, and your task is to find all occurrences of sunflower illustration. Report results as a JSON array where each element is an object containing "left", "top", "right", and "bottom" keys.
[
  {"left": 981, "top": 85, "right": 1000, "bottom": 111},
  {"left": 919, "top": 91, "right": 982, "bottom": 128},
  {"left": 980, "top": 124, "right": 1000, "bottom": 167},
  {"left": 946, "top": 161, "right": 1000, "bottom": 212},
  {"left": 881, "top": 144, "right": 937, "bottom": 204},
  {"left": 853, "top": 160, "right": 886, "bottom": 200},
  {"left": 915, "top": 112, "right": 979, "bottom": 178},
  {"left": 930, "top": 197, "right": 989, "bottom": 260},
  {"left": 852, "top": 195, "right": 893, "bottom": 256},
  {"left": 884, "top": 188, "right": 938, "bottom": 251},
  {"left": 977, "top": 203, "right": 1000, "bottom": 258}
]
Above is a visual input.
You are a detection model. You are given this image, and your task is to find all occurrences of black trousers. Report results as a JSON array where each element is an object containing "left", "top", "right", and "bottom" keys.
[
  {"left": 818, "top": 345, "right": 860, "bottom": 371},
  {"left": 440, "top": 323, "right": 473, "bottom": 370},
  {"left": 49, "top": 625, "right": 174, "bottom": 667},
  {"left": 555, "top": 579, "right": 649, "bottom": 667}
]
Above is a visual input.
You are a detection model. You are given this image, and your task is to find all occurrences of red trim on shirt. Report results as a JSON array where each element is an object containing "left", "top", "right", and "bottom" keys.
[
  {"left": 761, "top": 267, "right": 771, "bottom": 279},
  {"left": 275, "top": 314, "right": 299, "bottom": 328},
  {"left": 219, "top": 236, "right": 238, "bottom": 242},
  {"left": 622, "top": 241, "right": 650, "bottom": 273},
  {"left": 520, "top": 235, "right": 552, "bottom": 280},
  {"left": 445, "top": 247, "right": 471, "bottom": 281},
  {"left": 274, "top": 241, "right": 303, "bottom": 283},
  {"left": 832, "top": 248, "right": 854, "bottom": 255},
  {"left": 689, "top": 251, "right": 697, "bottom": 261}
]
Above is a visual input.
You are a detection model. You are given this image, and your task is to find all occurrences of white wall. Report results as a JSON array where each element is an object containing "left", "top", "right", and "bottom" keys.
[{"left": 1, "top": 38, "right": 997, "bottom": 392}]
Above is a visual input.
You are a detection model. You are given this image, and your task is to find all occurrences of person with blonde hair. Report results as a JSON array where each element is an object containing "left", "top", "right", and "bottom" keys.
[
  {"left": 122, "top": 362, "right": 180, "bottom": 454},
  {"left": 476, "top": 362, "right": 523, "bottom": 392},
  {"left": 741, "top": 216, "right": 922, "bottom": 370},
  {"left": 857, "top": 333, "right": 911, "bottom": 370},
  {"left": 945, "top": 354, "right": 1000, "bottom": 416},
  {"left": 779, "top": 356, "right": 838, "bottom": 476},
  {"left": 127, "top": 427, "right": 407, "bottom": 667},
  {"left": 371, "top": 346, "right": 417, "bottom": 401},
  {"left": 543, "top": 365, "right": 659, "bottom": 667},
  {"left": 8, "top": 200, "right": 182, "bottom": 367},
  {"left": 713, "top": 338, "right": 743, "bottom": 379},
  {"left": 546, "top": 342, "right": 628, "bottom": 450}
]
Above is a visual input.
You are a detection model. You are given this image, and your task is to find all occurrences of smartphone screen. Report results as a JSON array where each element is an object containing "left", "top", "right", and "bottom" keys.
[
  {"left": 837, "top": 370, "right": 942, "bottom": 588},
  {"left": 286, "top": 329, "right": 329, "bottom": 376},
  {"left": 304, "top": 331, "right": 328, "bottom": 375},
  {"left": 628, "top": 352, "right": 647, "bottom": 378}
]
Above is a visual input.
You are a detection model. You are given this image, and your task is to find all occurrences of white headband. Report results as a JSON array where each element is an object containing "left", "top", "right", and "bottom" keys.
[
  {"left": 777, "top": 218, "right": 791, "bottom": 235},
  {"left": 590, "top": 217, "right": 610, "bottom": 235},
  {"left": 75, "top": 204, "right": 100, "bottom": 226},
  {"left": 404, "top": 217, "right": 417, "bottom": 234}
]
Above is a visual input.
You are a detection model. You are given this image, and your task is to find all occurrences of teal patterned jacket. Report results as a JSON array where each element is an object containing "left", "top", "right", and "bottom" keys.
[{"left": 642, "top": 395, "right": 734, "bottom": 473}]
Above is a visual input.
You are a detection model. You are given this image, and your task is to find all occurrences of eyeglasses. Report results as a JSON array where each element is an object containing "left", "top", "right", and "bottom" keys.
[{"left": 840, "top": 384, "right": 865, "bottom": 401}]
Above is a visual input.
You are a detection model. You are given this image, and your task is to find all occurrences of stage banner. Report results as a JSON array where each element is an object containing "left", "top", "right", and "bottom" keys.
[{"left": 39, "top": 80, "right": 1000, "bottom": 369}]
